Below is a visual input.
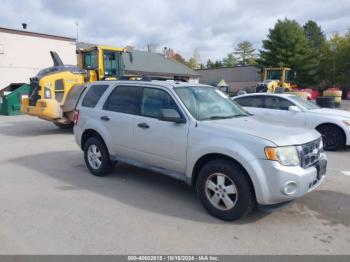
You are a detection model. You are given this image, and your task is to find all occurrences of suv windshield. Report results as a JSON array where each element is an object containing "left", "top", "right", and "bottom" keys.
[
  {"left": 174, "top": 86, "right": 249, "bottom": 121},
  {"left": 288, "top": 95, "right": 320, "bottom": 110}
]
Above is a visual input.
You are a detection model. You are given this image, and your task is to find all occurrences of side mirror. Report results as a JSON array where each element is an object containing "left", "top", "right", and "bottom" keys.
[
  {"left": 159, "top": 109, "right": 185, "bottom": 123},
  {"left": 288, "top": 105, "right": 301, "bottom": 113}
]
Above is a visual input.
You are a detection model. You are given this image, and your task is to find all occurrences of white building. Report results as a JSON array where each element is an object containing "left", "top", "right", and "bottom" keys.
[{"left": 0, "top": 27, "right": 76, "bottom": 88}]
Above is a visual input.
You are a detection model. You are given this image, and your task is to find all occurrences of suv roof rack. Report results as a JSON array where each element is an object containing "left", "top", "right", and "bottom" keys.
[{"left": 118, "top": 75, "right": 189, "bottom": 82}]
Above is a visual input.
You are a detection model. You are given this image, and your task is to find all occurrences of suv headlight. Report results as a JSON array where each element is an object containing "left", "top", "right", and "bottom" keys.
[{"left": 265, "top": 146, "right": 300, "bottom": 166}]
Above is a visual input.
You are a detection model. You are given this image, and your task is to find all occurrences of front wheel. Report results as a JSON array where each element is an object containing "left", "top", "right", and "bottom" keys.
[
  {"left": 196, "top": 159, "right": 255, "bottom": 221},
  {"left": 83, "top": 137, "right": 114, "bottom": 176},
  {"left": 316, "top": 125, "right": 345, "bottom": 151}
]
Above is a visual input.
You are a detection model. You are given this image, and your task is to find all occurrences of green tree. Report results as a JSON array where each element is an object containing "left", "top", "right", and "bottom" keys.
[
  {"left": 222, "top": 53, "right": 237, "bottom": 67},
  {"left": 319, "top": 32, "right": 350, "bottom": 91},
  {"left": 234, "top": 41, "right": 256, "bottom": 65},
  {"left": 214, "top": 60, "right": 223, "bottom": 68},
  {"left": 187, "top": 57, "right": 197, "bottom": 69},
  {"left": 259, "top": 18, "right": 319, "bottom": 86},
  {"left": 206, "top": 59, "right": 214, "bottom": 69},
  {"left": 186, "top": 49, "right": 201, "bottom": 69},
  {"left": 303, "top": 20, "right": 326, "bottom": 50},
  {"left": 303, "top": 20, "right": 326, "bottom": 86}
]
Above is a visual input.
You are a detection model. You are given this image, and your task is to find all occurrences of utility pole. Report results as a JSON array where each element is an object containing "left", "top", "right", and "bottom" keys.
[{"left": 75, "top": 21, "right": 79, "bottom": 42}]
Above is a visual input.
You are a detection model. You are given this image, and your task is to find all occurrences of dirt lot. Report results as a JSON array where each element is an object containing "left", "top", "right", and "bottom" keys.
[{"left": 0, "top": 113, "right": 349, "bottom": 255}]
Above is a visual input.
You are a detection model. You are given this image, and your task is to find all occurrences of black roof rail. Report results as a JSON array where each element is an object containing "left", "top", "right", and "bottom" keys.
[{"left": 117, "top": 75, "right": 189, "bottom": 82}]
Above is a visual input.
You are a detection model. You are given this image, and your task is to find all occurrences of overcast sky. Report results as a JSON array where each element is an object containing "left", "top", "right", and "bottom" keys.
[{"left": 1, "top": 0, "right": 349, "bottom": 62}]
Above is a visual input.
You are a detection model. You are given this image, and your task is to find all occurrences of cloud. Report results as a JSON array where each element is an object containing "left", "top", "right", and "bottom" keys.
[{"left": 0, "top": 0, "right": 349, "bottom": 61}]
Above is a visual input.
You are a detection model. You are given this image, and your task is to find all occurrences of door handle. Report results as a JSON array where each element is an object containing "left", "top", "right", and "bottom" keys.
[
  {"left": 100, "top": 116, "right": 110, "bottom": 121},
  {"left": 137, "top": 122, "right": 149, "bottom": 129}
]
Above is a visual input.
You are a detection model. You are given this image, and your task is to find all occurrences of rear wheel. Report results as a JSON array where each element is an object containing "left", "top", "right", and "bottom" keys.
[
  {"left": 83, "top": 137, "right": 114, "bottom": 176},
  {"left": 316, "top": 125, "right": 345, "bottom": 151},
  {"left": 196, "top": 159, "right": 255, "bottom": 221}
]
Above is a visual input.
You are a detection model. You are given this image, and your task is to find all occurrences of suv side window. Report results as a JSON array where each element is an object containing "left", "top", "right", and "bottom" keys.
[
  {"left": 141, "top": 88, "right": 181, "bottom": 118},
  {"left": 103, "top": 85, "right": 142, "bottom": 114},
  {"left": 235, "top": 96, "right": 265, "bottom": 108},
  {"left": 81, "top": 85, "right": 109, "bottom": 108},
  {"left": 265, "top": 96, "right": 293, "bottom": 110}
]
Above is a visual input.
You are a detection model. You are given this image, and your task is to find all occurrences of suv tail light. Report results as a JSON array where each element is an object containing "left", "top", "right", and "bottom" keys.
[{"left": 73, "top": 110, "right": 79, "bottom": 125}]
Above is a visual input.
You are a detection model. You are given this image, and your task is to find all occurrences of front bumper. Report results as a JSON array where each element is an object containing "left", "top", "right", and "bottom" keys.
[
  {"left": 345, "top": 126, "right": 350, "bottom": 146},
  {"left": 246, "top": 153, "right": 327, "bottom": 205}
]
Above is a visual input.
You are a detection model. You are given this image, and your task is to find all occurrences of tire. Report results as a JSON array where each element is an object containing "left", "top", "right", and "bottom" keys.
[
  {"left": 316, "top": 125, "right": 345, "bottom": 151},
  {"left": 316, "top": 97, "right": 335, "bottom": 108},
  {"left": 196, "top": 159, "right": 255, "bottom": 221},
  {"left": 256, "top": 85, "right": 267, "bottom": 93},
  {"left": 83, "top": 137, "right": 114, "bottom": 176},
  {"left": 53, "top": 122, "right": 74, "bottom": 129}
]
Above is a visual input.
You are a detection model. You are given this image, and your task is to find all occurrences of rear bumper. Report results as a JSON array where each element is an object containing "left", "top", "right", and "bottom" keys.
[{"left": 73, "top": 125, "right": 83, "bottom": 149}]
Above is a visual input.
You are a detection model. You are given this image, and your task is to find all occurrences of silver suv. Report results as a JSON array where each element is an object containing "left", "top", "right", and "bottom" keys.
[{"left": 73, "top": 80, "right": 327, "bottom": 221}]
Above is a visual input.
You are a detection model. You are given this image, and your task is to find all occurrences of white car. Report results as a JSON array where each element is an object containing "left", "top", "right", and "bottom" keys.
[{"left": 233, "top": 93, "right": 350, "bottom": 150}]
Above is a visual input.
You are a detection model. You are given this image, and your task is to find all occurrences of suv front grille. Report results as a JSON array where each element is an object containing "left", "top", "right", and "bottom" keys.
[{"left": 298, "top": 138, "right": 323, "bottom": 169}]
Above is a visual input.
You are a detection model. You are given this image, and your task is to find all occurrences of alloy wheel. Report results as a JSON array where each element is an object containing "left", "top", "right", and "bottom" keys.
[
  {"left": 87, "top": 144, "right": 102, "bottom": 169},
  {"left": 205, "top": 173, "right": 238, "bottom": 211}
]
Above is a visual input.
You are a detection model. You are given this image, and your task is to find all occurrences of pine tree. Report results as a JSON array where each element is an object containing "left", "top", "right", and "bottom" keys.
[
  {"left": 259, "top": 18, "right": 319, "bottom": 86},
  {"left": 303, "top": 20, "right": 326, "bottom": 50},
  {"left": 206, "top": 59, "right": 214, "bottom": 69},
  {"left": 222, "top": 53, "right": 237, "bottom": 67},
  {"left": 214, "top": 60, "right": 223, "bottom": 68},
  {"left": 234, "top": 41, "right": 256, "bottom": 65}
]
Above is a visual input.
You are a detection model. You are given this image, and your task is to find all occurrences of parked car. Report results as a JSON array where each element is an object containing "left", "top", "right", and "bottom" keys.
[
  {"left": 73, "top": 81, "right": 327, "bottom": 221},
  {"left": 233, "top": 93, "right": 350, "bottom": 150}
]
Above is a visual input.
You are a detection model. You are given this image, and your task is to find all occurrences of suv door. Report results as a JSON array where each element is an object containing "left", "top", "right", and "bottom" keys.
[
  {"left": 133, "top": 87, "right": 189, "bottom": 174},
  {"left": 102, "top": 85, "right": 142, "bottom": 158}
]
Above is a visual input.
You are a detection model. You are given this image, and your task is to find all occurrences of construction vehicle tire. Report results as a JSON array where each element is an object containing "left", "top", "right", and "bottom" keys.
[
  {"left": 323, "top": 89, "right": 342, "bottom": 107},
  {"left": 53, "top": 122, "right": 74, "bottom": 129},
  {"left": 316, "top": 97, "right": 335, "bottom": 108}
]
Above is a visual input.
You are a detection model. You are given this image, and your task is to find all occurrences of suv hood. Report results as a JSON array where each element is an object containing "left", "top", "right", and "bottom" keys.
[
  {"left": 202, "top": 116, "right": 320, "bottom": 146},
  {"left": 309, "top": 108, "right": 350, "bottom": 119}
]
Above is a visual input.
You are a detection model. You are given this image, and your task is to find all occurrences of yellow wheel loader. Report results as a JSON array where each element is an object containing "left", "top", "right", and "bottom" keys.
[
  {"left": 21, "top": 46, "right": 132, "bottom": 128},
  {"left": 256, "top": 67, "right": 296, "bottom": 93}
]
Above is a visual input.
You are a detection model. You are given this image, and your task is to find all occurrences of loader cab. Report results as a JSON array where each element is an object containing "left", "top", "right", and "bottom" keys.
[
  {"left": 263, "top": 67, "right": 295, "bottom": 89},
  {"left": 78, "top": 46, "right": 125, "bottom": 82}
]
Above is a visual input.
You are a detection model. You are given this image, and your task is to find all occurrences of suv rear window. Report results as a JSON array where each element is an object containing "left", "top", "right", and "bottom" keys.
[
  {"left": 103, "top": 85, "right": 142, "bottom": 114},
  {"left": 82, "top": 85, "right": 109, "bottom": 108}
]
